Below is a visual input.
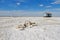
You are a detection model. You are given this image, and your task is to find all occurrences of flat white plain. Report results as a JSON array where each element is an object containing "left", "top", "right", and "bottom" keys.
[{"left": 0, "top": 17, "right": 60, "bottom": 40}]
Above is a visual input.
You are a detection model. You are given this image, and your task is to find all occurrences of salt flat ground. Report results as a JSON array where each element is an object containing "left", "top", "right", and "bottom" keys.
[{"left": 0, "top": 17, "right": 60, "bottom": 40}]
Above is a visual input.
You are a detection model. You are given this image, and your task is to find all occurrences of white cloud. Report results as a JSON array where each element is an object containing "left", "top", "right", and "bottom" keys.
[
  {"left": 50, "top": 8, "right": 60, "bottom": 12},
  {"left": 45, "top": 6, "right": 52, "bottom": 8},
  {"left": 51, "top": 0, "right": 60, "bottom": 4},
  {"left": 40, "top": 4, "right": 44, "bottom": 7},
  {"left": 16, "top": 2, "right": 21, "bottom": 6},
  {"left": 43, "top": 8, "right": 60, "bottom": 11}
]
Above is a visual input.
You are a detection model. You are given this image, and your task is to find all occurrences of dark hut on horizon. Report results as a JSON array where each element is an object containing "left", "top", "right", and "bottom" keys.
[{"left": 44, "top": 12, "right": 52, "bottom": 17}]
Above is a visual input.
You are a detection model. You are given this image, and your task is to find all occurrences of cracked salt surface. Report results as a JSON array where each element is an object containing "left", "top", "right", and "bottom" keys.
[{"left": 0, "top": 17, "right": 60, "bottom": 40}]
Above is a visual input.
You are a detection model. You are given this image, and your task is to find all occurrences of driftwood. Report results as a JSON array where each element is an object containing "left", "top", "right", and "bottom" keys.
[
  {"left": 16, "top": 20, "right": 37, "bottom": 30},
  {"left": 24, "top": 20, "right": 37, "bottom": 27},
  {"left": 16, "top": 24, "right": 25, "bottom": 30}
]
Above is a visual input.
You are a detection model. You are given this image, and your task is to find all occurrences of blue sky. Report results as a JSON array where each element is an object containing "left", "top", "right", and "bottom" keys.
[{"left": 0, "top": 0, "right": 60, "bottom": 16}]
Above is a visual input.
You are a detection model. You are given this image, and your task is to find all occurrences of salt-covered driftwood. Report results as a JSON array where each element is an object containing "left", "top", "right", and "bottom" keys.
[{"left": 16, "top": 20, "right": 37, "bottom": 30}]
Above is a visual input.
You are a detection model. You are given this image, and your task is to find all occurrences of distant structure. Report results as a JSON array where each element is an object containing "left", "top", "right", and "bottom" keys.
[{"left": 44, "top": 12, "right": 52, "bottom": 17}]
